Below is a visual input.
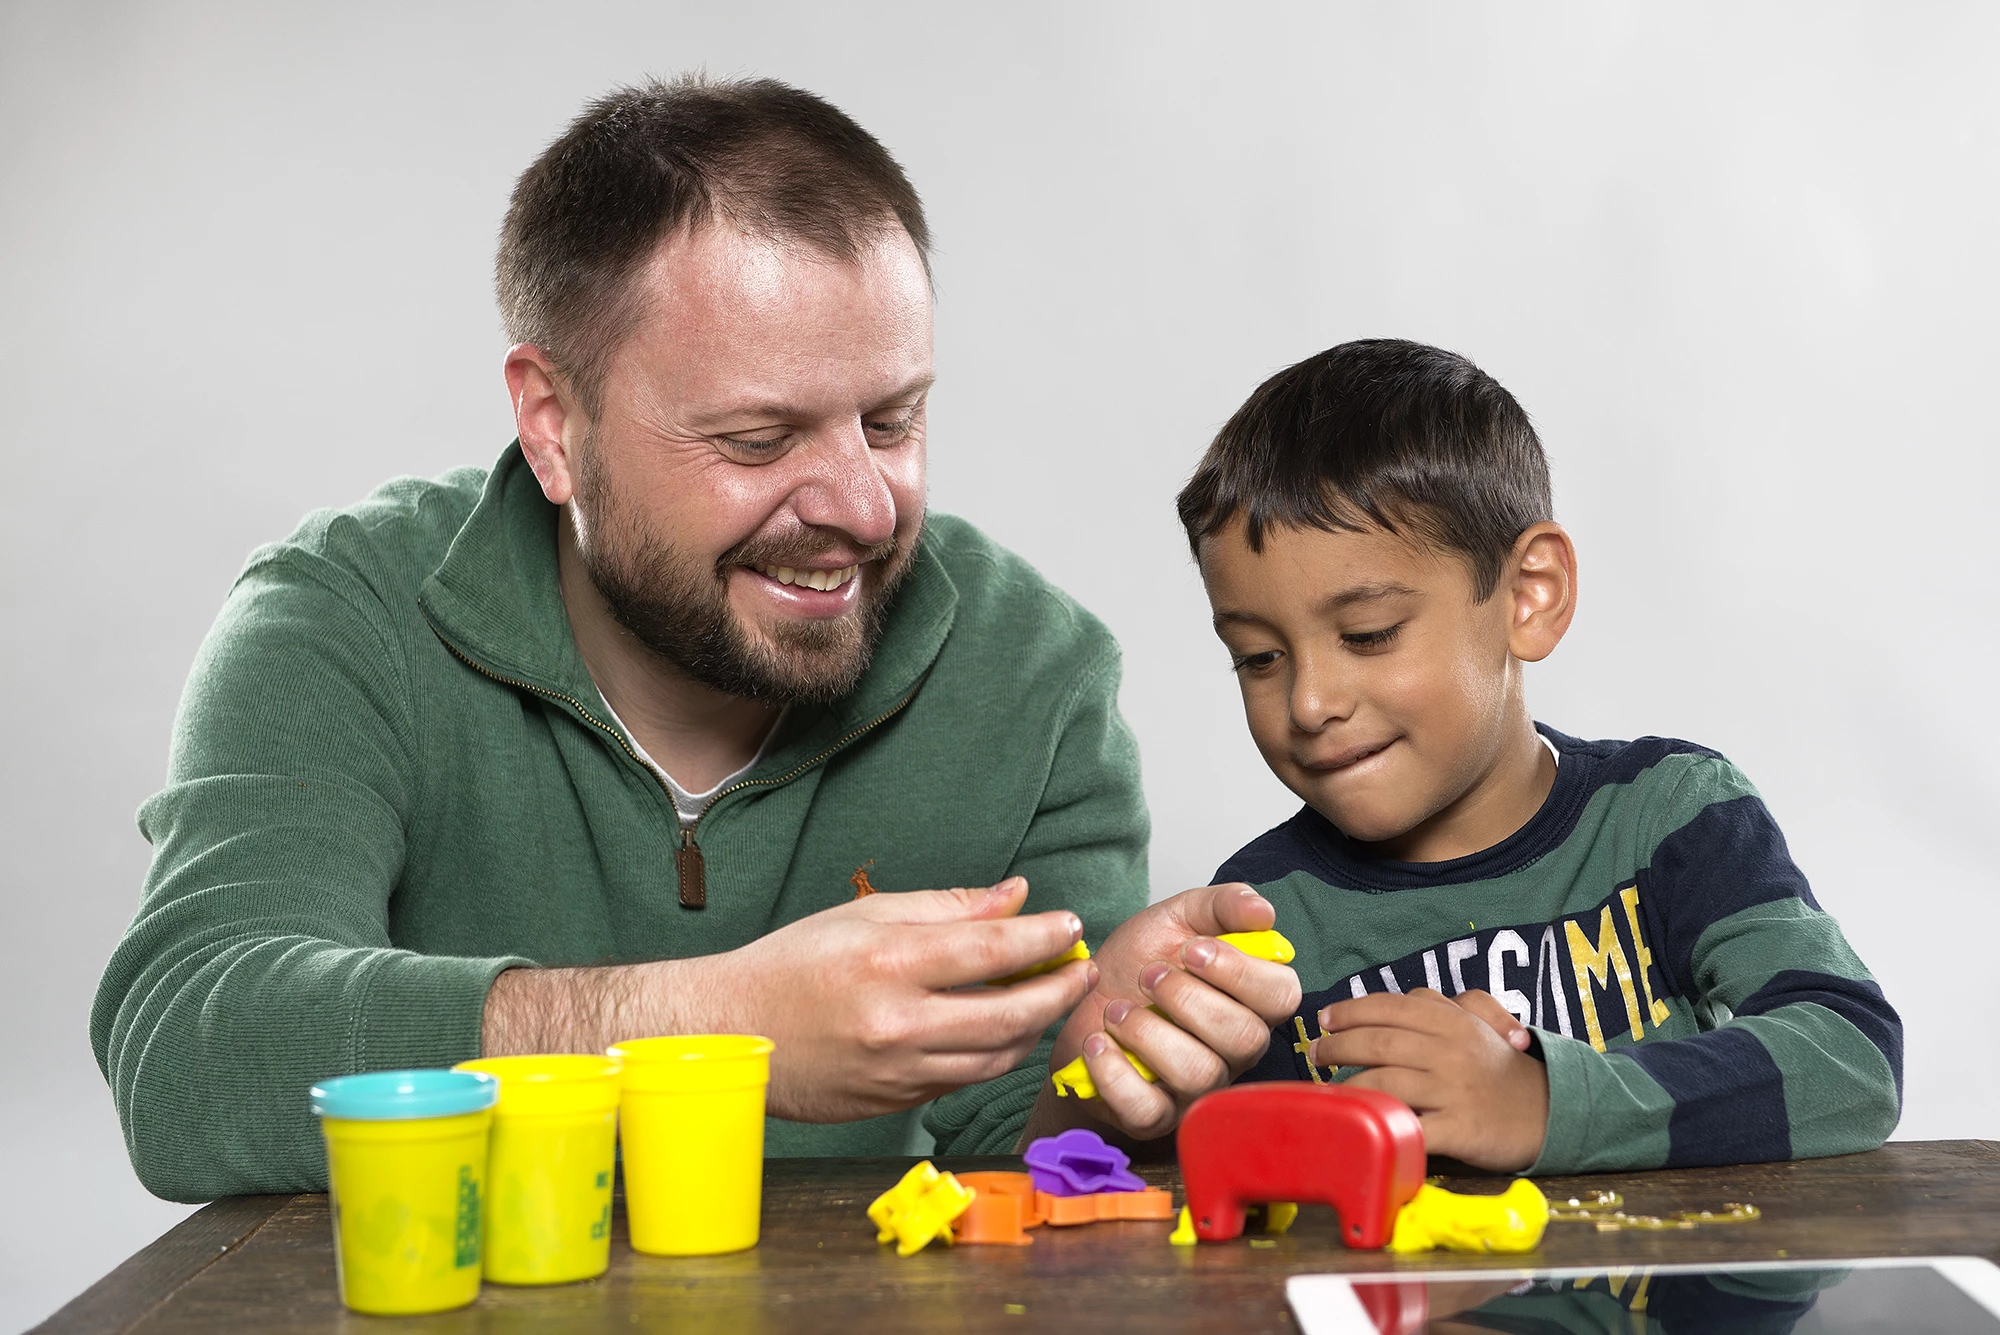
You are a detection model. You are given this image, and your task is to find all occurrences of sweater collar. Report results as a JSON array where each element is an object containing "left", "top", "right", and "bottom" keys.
[{"left": 417, "top": 442, "right": 958, "bottom": 735}]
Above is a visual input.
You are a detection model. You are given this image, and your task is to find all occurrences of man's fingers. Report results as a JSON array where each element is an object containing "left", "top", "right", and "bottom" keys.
[
  {"left": 1140, "top": 963, "right": 1282, "bottom": 1073},
  {"left": 901, "top": 907, "right": 1086, "bottom": 991},
  {"left": 907, "top": 959, "right": 1095, "bottom": 1052},
  {"left": 1451, "top": 989, "right": 1532, "bottom": 1050},
  {"left": 1103, "top": 995, "right": 1230, "bottom": 1099},
  {"left": 1166, "top": 882, "right": 1276, "bottom": 940},
  {"left": 1080, "top": 1031, "right": 1178, "bottom": 1139},
  {"left": 860, "top": 877, "right": 1031, "bottom": 925},
  {"left": 1178, "top": 936, "right": 1302, "bottom": 1026}
]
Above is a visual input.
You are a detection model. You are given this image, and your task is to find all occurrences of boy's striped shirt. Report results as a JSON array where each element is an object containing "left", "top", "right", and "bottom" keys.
[{"left": 1222, "top": 726, "right": 1901, "bottom": 1173}]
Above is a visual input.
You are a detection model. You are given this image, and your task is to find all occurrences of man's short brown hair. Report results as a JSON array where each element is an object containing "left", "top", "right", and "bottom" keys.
[{"left": 496, "top": 74, "right": 931, "bottom": 414}]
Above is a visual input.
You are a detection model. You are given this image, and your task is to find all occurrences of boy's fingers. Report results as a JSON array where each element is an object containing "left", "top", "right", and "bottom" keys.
[
  {"left": 1318, "top": 990, "right": 1457, "bottom": 1036},
  {"left": 1451, "top": 989, "right": 1531, "bottom": 1049},
  {"left": 1343, "top": 1064, "right": 1437, "bottom": 1112},
  {"left": 1179, "top": 938, "right": 1303, "bottom": 1025},
  {"left": 1311, "top": 1024, "right": 1441, "bottom": 1073}
]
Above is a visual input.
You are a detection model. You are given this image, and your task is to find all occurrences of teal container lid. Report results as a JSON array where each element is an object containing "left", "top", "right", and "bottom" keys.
[{"left": 310, "top": 1069, "right": 499, "bottom": 1121}]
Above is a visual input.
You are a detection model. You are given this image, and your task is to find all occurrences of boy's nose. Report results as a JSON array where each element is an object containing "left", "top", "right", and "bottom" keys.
[{"left": 1289, "top": 657, "right": 1355, "bottom": 733}]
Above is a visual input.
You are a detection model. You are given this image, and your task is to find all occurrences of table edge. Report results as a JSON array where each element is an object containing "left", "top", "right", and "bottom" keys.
[{"left": 29, "top": 1194, "right": 294, "bottom": 1335}]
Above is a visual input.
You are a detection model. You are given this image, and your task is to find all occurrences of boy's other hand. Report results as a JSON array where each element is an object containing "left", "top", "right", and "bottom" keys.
[
  {"left": 1053, "top": 883, "right": 1303, "bottom": 1140},
  {"left": 1311, "top": 988, "right": 1548, "bottom": 1172}
]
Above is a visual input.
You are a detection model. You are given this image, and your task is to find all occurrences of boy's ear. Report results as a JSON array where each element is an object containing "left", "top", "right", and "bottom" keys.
[{"left": 1504, "top": 522, "right": 1577, "bottom": 663}]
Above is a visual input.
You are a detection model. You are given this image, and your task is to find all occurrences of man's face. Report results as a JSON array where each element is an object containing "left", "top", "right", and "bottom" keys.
[
  {"left": 1199, "top": 515, "right": 1523, "bottom": 859},
  {"left": 568, "top": 225, "right": 933, "bottom": 704}
]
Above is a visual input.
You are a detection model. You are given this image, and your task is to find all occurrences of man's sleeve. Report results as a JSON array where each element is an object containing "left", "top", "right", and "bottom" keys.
[
  {"left": 1529, "top": 758, "right": 1901, "bottom": 1174},
  {"left": 922, "top": 644, "right": 1151, "bottom": 1154},
  {"left": 90, "top": 545, "right": 528, "bottom": 1203}
]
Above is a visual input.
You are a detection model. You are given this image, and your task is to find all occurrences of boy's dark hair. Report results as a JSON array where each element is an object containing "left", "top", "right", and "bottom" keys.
[
  {"left": 1175, "top": 339, "right": 1551, "bottom": 599},
  {"left": 497, "top": 74, "right": 931, "bottom": 415}
]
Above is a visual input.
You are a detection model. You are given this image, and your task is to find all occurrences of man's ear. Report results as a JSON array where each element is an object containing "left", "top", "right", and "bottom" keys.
[
  {"left": 503, "top": 344, "right": 588, "bottom": 506},
  {"left": 1504, "top": 521, "right": 1577, "bottom": 663}
]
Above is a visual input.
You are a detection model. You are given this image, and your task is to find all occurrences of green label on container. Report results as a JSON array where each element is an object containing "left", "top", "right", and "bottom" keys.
[{"left": 453, "top": 1165, "right": 481, "bottom": 1268}]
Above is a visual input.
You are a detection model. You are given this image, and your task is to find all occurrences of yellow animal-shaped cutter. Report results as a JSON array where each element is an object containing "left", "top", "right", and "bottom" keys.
[{"left": 867, "top": 1160, "right": 976, "bottom": 1257}]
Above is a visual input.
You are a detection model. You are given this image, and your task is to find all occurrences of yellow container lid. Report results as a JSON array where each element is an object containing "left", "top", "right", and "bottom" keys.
[
  {"left": 608, "top": 1035, "right": 774, "bottom": 1093},
  {"left": 453, "top": 1054, "right": 622, "bottom": 1115}
]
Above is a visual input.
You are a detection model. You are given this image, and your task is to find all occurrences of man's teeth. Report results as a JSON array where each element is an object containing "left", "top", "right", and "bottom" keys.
[{"left": 755, "top": 563, "right": 859, "bottom": 592}]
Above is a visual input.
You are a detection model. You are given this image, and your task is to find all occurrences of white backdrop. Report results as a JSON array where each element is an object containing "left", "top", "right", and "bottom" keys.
[{"left": 4, "top": 2, "right": 1996, "bottom": 1326}]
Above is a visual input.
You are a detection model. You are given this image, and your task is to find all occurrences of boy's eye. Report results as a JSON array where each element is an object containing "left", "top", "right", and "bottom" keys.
[
  {"left": 1342, "top": 624, "right": 1402, "bottom": 652},
  {"left": 1230, "top": 650, "right": 1282, "bottom": 675}
]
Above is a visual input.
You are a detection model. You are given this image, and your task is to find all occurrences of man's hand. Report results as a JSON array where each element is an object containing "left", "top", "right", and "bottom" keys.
[
  {"left": 483, "top": 876, "right": 1095, "bottom": 1124},
  {"left": 1311, "top": 988, "right": 1548, "bottom": 1172},
  {"left": 1025, "top": 883, "right": 1302, "bottom": 1144}
]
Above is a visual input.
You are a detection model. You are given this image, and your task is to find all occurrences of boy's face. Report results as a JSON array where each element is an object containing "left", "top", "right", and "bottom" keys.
[{"left": 1199, "top": 515, "right": 1566, "bottom": 861}]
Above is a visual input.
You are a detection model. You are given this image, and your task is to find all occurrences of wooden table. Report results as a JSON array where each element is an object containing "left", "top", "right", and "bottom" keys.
[{"left": 38, "top": 1140, "right": 1999, "bottom": 1334}]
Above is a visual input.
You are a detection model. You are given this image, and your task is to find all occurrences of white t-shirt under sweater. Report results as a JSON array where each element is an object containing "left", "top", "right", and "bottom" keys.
[{"left": 598, "top": 695, "right": 786, "bottom": 829}]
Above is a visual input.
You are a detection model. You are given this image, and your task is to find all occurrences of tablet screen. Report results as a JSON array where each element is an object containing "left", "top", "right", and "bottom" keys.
[{"left": 1293, "top": 1259, "right": 2000, "bottom": 1334}]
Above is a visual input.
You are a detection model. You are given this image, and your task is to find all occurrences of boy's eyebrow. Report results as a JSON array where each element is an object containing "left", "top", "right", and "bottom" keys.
[{"left": 1320, "top": 582, "right": 1422, "bottom": 613}]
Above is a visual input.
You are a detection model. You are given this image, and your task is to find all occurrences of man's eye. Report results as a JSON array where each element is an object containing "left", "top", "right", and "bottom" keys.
[
  {"left": 863, "top": 414, "right": 916, "bottom": 444},
  {"left": 1342, "top": 625, "right": 1402, "bottom": 651},
  {"left": 1230, "top": 651, "right": 1282, "bottom": 674},
  {"left": 717, "top": 433, "right": 791, "bottom": 458}
]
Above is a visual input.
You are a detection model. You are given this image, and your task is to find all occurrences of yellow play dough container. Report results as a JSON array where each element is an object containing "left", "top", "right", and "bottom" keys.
[
  {"left": 454, "top": 1055, "right": 621, "bottom": 1285},
  {"left": 607, "top": 1035, "right": 774, "bottom": 1256},
  {"left": 311, "top": 1069, "right": 499, "bottom": 1315}
]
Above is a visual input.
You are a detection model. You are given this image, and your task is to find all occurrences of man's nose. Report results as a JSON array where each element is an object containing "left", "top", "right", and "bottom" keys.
[
  {"left": 789, "top": 419, "right": 897, "bottom": 547},
  {"left": 1289, "top": 652, "right": 1354, "bottom": 734}
]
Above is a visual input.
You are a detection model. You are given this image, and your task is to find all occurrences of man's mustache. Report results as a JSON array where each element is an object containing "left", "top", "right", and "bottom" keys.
[{"left": 718, "top": 528, "right": 900, "bottom": 576}]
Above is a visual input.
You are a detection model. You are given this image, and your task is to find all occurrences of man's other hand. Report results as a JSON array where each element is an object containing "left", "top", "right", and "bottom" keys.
[
  {"left": 1052, "top": 883, "right": 1302, "bottom": 1141},
  {"left": 716, "top": 876, "right": 1095, "bottom": 1122}
]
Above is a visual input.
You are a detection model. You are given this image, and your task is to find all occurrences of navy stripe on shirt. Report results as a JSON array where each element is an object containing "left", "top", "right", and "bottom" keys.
[
  {"left": 1737, "top": 969, "right": 1904, "bottom": 1100},
  {"left": 1625, "top": 1026, "right": 1792, "bottom": 1166}
]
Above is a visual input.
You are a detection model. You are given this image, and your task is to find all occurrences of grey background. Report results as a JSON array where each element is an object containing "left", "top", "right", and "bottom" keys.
[{"left": 4, "top": 2, "right": 1996, "bottom": 1327}]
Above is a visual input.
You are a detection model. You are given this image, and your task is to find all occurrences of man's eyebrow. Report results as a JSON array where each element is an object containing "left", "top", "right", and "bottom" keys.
[
  {"left": 1319, "top": 582, "right": 1422, "bottom": 613},
  {"left": 694, "top": 374, "right": 937, "bottom": 429}
]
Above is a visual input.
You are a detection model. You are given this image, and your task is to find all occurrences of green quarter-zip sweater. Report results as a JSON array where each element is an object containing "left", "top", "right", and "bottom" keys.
[{"left": 92, "top": 445, "right": 1150, "bottom": 1203}]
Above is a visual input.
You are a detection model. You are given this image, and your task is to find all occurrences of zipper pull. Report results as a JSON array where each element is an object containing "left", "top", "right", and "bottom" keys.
[{"left": 676, "top": 827, "right": 707, "bottom": 909}]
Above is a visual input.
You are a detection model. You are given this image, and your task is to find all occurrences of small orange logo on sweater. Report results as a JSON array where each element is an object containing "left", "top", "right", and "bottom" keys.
[{"left": 850, "top": 861, "right": 881, "bottom": 898}]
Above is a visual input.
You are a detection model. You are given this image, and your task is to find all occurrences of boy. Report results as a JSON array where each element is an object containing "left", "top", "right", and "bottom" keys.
[{"left": 1165, "top": 339, "right": 1900, "bottom": 1174}]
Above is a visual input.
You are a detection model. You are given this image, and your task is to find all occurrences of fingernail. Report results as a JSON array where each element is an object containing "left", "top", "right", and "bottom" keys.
[
  {"left": 1184, "top": 938, "right": 1217, "bottom": 969},
  {"left": 1318, "top": 1007, "right": 1334, "bottom": 1027},
  {"left": 1238, "top": 887, "right": 1268, "bottom": 908},
  {"left": 1065, "top": 914, "right": 1083, "bottom": 941},
  {"left": 1138, "top": 962, "right": 1170, "bottom": 993},
  {"left": 1085, "top": 963, "right": 1101, "bottom": 990},
  {"left": 1104, "top": 999, "right": 1134, "bottom": 1026},
  {"left": 1084, "top": 1033, "right": 1110, "bottom": 1057},
  {"left": 1511, "top": 1028, "right": 1531, "bottom": 1051}
]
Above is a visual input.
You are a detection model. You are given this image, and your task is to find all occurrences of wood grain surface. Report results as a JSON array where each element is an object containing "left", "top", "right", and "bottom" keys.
[{"left": 37, "top": 1141, "right": 2000, "bottom": 1334}]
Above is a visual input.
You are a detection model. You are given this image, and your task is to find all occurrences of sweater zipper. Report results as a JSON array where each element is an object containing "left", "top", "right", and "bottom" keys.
[
  {"left": 421, "top": 605, "right": 921, "bottom": 910},
  {"left": 673, "top": 684, "right": 922, "bottom": 908}
]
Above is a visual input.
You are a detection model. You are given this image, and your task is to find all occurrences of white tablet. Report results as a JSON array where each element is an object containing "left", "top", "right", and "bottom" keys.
[{"left": 1286, "top": 1256, "right": 2000, "bottom": 1334}]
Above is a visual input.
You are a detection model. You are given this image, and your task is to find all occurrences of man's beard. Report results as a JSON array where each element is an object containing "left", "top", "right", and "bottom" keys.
[{"left": 570, "top": 447, "right": 919, "bottom": 706}]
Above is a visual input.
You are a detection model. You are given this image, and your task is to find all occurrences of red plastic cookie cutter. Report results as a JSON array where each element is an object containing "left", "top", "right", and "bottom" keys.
[{"left": 1176, "top": 1083, "right": 1427, "bottom": 1247}]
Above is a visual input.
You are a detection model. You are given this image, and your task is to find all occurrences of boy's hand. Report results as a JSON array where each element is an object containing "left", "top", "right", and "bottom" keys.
[
  {"left": 1311, "top": 988, "right": 1548, "bottom": 1172},
  {"left": 1051, "top": 883, "right": 1302, "bottom": 1140}
]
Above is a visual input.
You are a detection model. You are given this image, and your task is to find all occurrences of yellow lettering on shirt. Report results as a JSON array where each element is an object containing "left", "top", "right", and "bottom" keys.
[
  {"left": 1619, "top": 885, "right": 1673, "bottom": 1026},
  {"left": 1565, "top": 907, "right": 1646, "bottom": 1051}
]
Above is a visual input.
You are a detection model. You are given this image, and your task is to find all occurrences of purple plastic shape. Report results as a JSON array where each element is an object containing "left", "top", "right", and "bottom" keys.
[{"left": 1023, "top": 1128, "right": 1146, "bottom": 1197}]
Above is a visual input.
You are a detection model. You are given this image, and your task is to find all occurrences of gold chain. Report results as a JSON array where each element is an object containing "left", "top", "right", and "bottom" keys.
[{"left": 1547, "top": 1189, "right": 1760, "bottom": 1231}]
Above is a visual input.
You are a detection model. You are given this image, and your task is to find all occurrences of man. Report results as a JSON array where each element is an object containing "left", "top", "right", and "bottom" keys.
[{"left": 93, "top": 76, "right": 1295, "bottom": 1203}]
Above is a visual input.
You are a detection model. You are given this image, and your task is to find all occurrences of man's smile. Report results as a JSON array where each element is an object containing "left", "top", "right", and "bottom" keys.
[{"left": 750, "top": 562, "right": 859, "bottom": 592}]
